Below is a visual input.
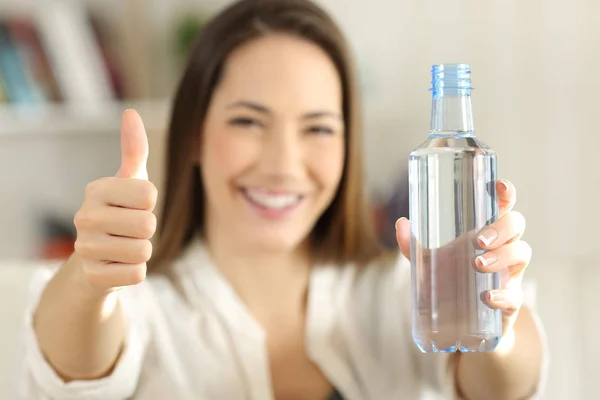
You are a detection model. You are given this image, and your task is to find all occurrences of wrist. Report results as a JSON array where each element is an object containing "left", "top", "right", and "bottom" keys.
[
  {"left": 494, "top": 326, "right": 517, "bottom": 355},
  {"left": 63, "top": 253, "right": 117, "bottom": 302}
]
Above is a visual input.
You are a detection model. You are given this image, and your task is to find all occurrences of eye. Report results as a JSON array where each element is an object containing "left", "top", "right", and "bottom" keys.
[
  {"left": 228, "top": 117, "right": 263, "bottom": 129},
  {"left": 306, "top": 125, "right": 335, "bottom": 135}
]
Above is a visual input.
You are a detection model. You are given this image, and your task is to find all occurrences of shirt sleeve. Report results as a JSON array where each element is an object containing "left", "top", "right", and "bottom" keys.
[{"left": 18, "top": 265, "right": 152, "bottom": 400}]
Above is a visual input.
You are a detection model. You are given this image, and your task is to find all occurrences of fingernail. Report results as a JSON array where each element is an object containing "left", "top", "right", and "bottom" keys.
[
  {"left": 478, "top": 229, "right": 498, "bottom": 247},
  {"left": 395, "top": 217, "right": 407, "bottom": 231},
  {"left": 488, "top": 290, "right": 520, "bottom": 305},
  {"left": 498, "top": 180, "right": 510, "bottom": 192},
  {"left": 488, "top": 290, "right": 506, "bottom": 302},
  {"left": 476, "top": 252, "right": 498, "bottom": 270}
]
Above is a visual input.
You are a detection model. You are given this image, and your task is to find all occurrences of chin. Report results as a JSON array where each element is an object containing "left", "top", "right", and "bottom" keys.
[{"left": 243, "top": 227, "right": 308, "bottom": 254}]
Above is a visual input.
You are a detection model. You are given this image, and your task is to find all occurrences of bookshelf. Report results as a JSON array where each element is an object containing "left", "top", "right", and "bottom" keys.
[
  {"left": 0, "top": 0, "right": 178, "bottom": 260},
  {"left": 0, "top": 99, "right": 169, "bottom": 136},
  {"left": 0, "top": 0, "right": 176, "bottom": 113},
  {"left": 0, "top": 0, "right": 169, "bottom": 257}
]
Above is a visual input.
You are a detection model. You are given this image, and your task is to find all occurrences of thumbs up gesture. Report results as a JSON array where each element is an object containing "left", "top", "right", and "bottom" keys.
[{"left": 73, "top": 110, "right": 158, "bottom": 291}]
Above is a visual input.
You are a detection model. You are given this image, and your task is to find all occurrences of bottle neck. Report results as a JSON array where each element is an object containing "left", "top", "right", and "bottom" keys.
[
  {"left": 429, "top": 64, "right": 475, "bottom": 137},
  {"left": 429, "top": 92, "right": 474, "bottom": 136}
]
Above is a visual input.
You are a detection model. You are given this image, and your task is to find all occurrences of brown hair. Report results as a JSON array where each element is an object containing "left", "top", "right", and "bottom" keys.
[{"left": 150, "top": 0, "right": 384, "bottom": 272}]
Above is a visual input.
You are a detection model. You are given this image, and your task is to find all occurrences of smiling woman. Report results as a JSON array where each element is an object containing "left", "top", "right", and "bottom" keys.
[{"left": 151, "top": 1, "right": 381, "bottom": 273}]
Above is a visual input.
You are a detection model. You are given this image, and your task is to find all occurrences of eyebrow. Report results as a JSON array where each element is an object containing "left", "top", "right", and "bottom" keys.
[
  {"left": 226, "top": 100, "right": 342, "bottom": 120},
  {"left": 226, "top": 100, "right": 270, "bottom": 114}
]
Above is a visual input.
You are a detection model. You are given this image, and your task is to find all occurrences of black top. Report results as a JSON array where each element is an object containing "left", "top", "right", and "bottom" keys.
[{"left": 327, "top": 389, "right": 344, "bottom": 400}]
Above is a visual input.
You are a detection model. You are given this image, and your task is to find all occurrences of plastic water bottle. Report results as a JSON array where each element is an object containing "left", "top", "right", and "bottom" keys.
[{"left": 409, "top": 64, "right": 502, "bottom": 353}]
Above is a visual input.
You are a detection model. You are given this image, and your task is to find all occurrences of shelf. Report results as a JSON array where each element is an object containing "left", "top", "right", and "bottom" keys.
[{"left": 0, "top": 99, "right": 170, "bottom": 137}]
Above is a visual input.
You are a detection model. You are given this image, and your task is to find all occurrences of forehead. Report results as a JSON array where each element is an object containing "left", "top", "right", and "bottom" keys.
[{"left": 215, "top": 34, "right": 342, "bottom": 111}]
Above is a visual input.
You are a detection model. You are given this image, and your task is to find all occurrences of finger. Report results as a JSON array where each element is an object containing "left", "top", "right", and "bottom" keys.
[
  {"left": 75, "top": 234, "right": 152, "bottom": 264},
  {"left": 474, "top": 240, "right": 532, "bottom": 275},
  {"left": 84, "top": 178, "right": 158, "bottom": 211},
  {"left": 485, "top": 288, "right": 523, "bottom": 315},
  {"left": 477, "top": 211, "right": 526, "bottom": 249},
  {"left": 497, "top": 179, "right": 516, "bottom": 217},
  {"left": 395, "top": 217, "right": 411, "bottom": 259},
  {"left": 116, "top": 109, "right": 149, "bottom": 180},
  {"left": 83, "top": 261, "right": 147, "bottom": 289},
  {"left": 75, "top": 207, "right": 157, "bottom": 240}
]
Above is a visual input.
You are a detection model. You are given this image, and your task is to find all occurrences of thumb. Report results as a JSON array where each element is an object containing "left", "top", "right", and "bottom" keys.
[
  {"left": 395, "top": 217, "right": 411, "bottom": 259},
  {"left": 116, "top": 109, "right": 149, "bottom": 180}
]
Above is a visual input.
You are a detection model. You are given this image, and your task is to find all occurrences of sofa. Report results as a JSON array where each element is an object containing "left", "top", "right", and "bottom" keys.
[{"left": 0, "top": 261, "right": 43, "bottom": 399}]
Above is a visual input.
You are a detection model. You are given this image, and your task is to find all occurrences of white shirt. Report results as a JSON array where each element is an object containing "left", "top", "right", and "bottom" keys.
[{"left": 19, "top": 238, "right": 548, "bottom": 400}]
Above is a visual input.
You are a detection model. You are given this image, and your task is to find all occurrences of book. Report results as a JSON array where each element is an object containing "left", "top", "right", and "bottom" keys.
[
  {"left": 89, "top": 15, "right": 124, "bottom": 100},
  {"left": 0, "top": 72, "right": 5, "bottom": 103},
  {"left": 34, "top": 2, "right": 116, "bottom": 107},
  {"left": 0, "top": 20, "right": 42, "bottom": 106},
  {"left": 5, "top": 16, "right": 62, "bottom": 103}
]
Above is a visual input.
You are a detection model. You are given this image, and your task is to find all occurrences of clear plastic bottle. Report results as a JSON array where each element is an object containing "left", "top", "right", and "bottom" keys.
[{"left": 409, "top": 64, "right": 502, "bottom": 353}]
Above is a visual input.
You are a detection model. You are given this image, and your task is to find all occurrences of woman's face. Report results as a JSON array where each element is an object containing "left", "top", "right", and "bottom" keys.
[{"left": 200, "top": 33, "right": 345, "bottom": 254}]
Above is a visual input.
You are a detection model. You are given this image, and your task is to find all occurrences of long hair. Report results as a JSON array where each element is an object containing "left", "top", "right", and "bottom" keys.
[{"left": 150, "top": 0, "right": 383, "bottom": 272}]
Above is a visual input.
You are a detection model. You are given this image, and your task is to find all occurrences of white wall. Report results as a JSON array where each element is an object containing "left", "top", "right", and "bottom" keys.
[{"left": 0, "top": 129, "right": 120, "bottom": 257}]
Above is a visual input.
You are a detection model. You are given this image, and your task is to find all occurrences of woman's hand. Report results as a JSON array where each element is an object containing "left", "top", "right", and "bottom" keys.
[
  {"left": 73, "top": 109, "right": 158, "bottom": 293},
  {"left": 396, "top": 179, "right": 531, "bottom": 338}
]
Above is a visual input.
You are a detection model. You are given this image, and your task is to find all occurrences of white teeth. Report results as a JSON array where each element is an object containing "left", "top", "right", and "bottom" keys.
[{"left": 244, "top": 189, "right": 301, "bottom": 210}]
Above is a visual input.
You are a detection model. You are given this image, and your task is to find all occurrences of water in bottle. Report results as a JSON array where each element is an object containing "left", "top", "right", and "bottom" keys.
[{"left": 409, "top": 63, "right": 502, "bottom": 353}]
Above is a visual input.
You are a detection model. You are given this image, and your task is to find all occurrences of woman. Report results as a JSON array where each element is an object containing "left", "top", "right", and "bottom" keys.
[{"left": 22, "top": 0, "right": 546, "bottom": 399}]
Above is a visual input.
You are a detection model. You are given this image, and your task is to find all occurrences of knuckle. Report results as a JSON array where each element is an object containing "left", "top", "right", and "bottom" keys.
[
  {"left": 137, "top": 181, "right": 158, "bottom": 210},
  {"left": 139, "top": 213, "right": 157, "bottom": 238},
  {"left": 73, "top": 210, "right": 86, "bottom": 229},
  {"left": 133, "top": 240, "right": 153, "bottom": 263},
  {"left": 84, "top": 261, "right": 147, "bottom": 289},
  {"left": 148, "top": 182, "right": 159, "bottom": 203},
  {"left": 142, "top": 240, "right": 153, "bottom": 261},
  {"left": 128, "top": 264, "right": 147, "bottom": 285},
  {"left": 84, "top": 179, "right": 105, "bottom": 200},
  {"left": 519, "top": 240, "right": 532, "bottom": 259},
  {"left": 510, "top": 182, "right": 517, "bottom": 198},
  {"left": 83, "top": 181, "right": 97, "bottom": 200},
  {"left": 74, "top": 239, "right": 94, "bottom": 258},
  {"left": 73, "top": 209, "right": 96, "bottom": 230},
  {"left": 511, "top": 290, "right": 524, "bottom": 308},
  {"left": 510, "top": 211, "right": 526, "bottom": 228}
]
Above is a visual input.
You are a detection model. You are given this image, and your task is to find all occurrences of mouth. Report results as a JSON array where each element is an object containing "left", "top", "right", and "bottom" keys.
[{"left": 240, "top": 187, "right": 304, "bottom": 212}]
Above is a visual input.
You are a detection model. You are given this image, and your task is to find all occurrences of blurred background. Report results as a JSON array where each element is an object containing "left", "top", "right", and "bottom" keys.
[{"left": 0, "top": 0, "right": 596, "bottom": 398}]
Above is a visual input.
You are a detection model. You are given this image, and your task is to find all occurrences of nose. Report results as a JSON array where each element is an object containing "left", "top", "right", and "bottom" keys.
[{"left": 259, "top": 123, "right": 303, "bottom": 179}]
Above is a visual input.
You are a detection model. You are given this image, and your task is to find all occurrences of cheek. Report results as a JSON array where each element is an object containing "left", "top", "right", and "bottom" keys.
[
  {"left": 307, "top": 138, "right": 345, "bottom": 190},
  {"left": 202, "top": 130, "right": 256, "bottom": 184}
]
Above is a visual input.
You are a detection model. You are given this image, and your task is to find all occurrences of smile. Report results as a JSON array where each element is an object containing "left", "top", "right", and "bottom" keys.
[{"left": 241, "top": 188, "right": 304, "bottom": 211}]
